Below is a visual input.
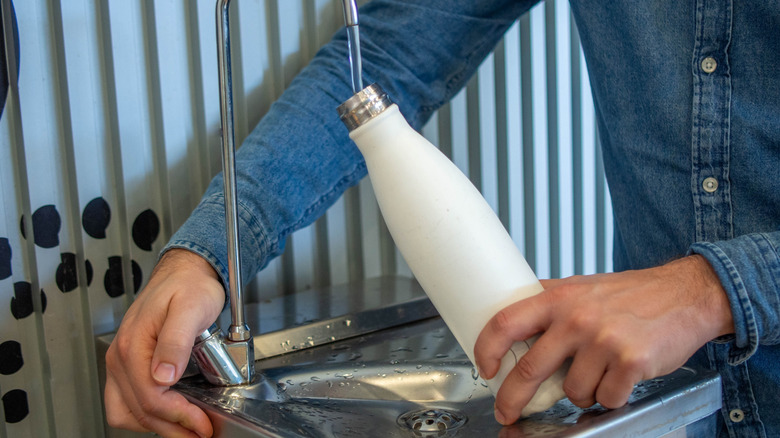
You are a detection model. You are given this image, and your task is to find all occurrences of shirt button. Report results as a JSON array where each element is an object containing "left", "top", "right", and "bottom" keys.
[
  {"left": 702, "top": 177, "right": 719, "bottom": 193},
  {"left": 701, "top": 57, "right": 718, "bottom": 73},
  {"left": 729, "top": 409, "right": 745, "bottom": 423}
]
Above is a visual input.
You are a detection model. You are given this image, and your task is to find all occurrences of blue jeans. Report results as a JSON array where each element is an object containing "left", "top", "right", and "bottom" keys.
[{"left": 167, "top": 1, "right": 780, "bottom": 435}]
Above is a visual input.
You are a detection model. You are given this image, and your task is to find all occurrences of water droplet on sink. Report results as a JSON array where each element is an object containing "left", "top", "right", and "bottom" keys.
[
  {"left": 471, "top": 367, "right": 480, "bottom": 380},
  {"left": 416, "top": 364, "right": 423, "bottom": 369},
  {"left": 348, "top": 352, "right": 363, "bottom": 361},
  {"left": 435, "top": 353, "right": 449, "bottom": 358},
  {"left": 344, "top": 319, "right": 352, "bottom": 327},
  {"left": 389, "top": 359, "right": 400, "bottom": 365},
  {"left": 394, "top": 369, "right": 406, "bottom": 374},
  {"left": 311, "top": 376, "right": 320, "bottom": 382}
]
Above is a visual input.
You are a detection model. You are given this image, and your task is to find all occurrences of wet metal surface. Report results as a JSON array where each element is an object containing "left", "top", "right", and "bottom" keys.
[{"left": 176, "top": 316, "right": 721, "bottom": 437}]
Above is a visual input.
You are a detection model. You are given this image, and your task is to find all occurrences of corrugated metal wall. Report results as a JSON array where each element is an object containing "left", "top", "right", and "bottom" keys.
[{"left": 0, "top": 0, "right": 612, "bottom": 436}]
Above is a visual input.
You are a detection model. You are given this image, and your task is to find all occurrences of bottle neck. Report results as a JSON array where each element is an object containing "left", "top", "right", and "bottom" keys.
[{"left": 337, "top": 83, "right": 393, "bottom": 131}]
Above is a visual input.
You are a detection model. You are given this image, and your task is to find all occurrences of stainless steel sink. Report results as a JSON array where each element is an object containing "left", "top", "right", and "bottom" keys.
[
  {"left": 173, "top": 277, "right": 721, "bottom": 438},
  {"left": 98, "top": 276, "right": 721, "bottom": 437}
]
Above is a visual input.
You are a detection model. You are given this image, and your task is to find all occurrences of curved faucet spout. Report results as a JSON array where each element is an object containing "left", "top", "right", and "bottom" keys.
[{"left": 191, "top": 0, "right": 254, "bottom": 387}]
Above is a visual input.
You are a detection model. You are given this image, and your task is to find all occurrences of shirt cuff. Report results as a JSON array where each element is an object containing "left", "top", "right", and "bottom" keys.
[
  {"left": 161, "top": 193, "right": 272, "bottom": 295},
  {"left": 689, "top": 233, "right": 780, "bottom": 365}
]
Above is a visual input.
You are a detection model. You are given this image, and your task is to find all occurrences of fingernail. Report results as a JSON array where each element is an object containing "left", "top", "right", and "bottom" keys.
[
  {"left": 153, "top": 362, "right": 176, "bottom": 384},
  {"left": 494, "top": 406, "right": 507, "bottom": 425}
]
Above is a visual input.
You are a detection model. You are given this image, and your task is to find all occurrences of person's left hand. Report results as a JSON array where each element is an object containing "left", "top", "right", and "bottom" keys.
[{"left": 474, "top": 255, "right": 735, "bottom": 425}]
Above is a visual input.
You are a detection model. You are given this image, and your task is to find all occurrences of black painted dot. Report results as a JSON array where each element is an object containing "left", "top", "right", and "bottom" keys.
[
  {"left": 0, "top": 341, "right": 23, "bottom": 375},
  {"left": 85, "top": 259, "right": 93, "bottom": 286},
  {"left": 10, "top": 282, "right": 32, "bottom": 319},
  {"left": 104, "top": 256, "right": 124, "bottom": 298},
  {"left": 26, "top": 205, "right": 61, "bottom": 248},
  {"left": 132, "top": 209, "right": 159, "bottom": 251},
  {"left": 0, "top": 237, "right": 11, "bottom": 280},
  {"left": 2, "top": 389, "right": 29, "bottom": 423},
  {"left": 56, "top": 252, "right": 78, "bottom": 293},
  {"left": 10, "top": 282, "right": 45, "bottom": 319},
  {"left": 132, "top": 259, "right": 142, "bottom": 294},
  {"left": 104, "top": 257, "right": 143, "bottom": 297},
  {"left": 82, "top": 197, "right": 111, "bottom": 239}
]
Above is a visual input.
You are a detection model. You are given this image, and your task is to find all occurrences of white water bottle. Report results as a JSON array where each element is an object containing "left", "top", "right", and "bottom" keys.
[{"left": 338, "top": 84, "right": 567, "bottom": 415}]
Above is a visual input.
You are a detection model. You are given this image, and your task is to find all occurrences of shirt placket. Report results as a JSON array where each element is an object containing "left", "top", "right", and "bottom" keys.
[{"left": 691, "top": 0, "right": 764, "bottom": 435}]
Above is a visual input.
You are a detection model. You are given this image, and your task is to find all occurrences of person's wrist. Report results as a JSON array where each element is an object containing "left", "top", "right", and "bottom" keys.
[
  {"left": 685, "top": 254, "right": 735, "bottom": 338},
  {"left": 153, "top": 248, "right": 220, "bottom": 283}
]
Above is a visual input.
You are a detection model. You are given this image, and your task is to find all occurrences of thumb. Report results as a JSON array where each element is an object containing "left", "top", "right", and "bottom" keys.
[{"left": 151, "top": 300, "right": 219, "bottom": 386}]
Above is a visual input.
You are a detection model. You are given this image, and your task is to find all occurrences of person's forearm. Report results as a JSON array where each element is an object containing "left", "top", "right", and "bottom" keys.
[{"left": 165, "top": 0, "right": 536, "bottom": 289}]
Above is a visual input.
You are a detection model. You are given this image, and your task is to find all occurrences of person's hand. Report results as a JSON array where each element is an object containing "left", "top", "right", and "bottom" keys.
[
  {"left": 104, "top": 249, "right": 225, "bottom": 437},
  {"left": 474, "top": 255, "right": 734, "bottom": 425}
]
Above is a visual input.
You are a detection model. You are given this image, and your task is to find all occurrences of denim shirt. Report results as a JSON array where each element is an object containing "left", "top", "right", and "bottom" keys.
[{"left": 166, "top": 1, "right": 780, "bottom": 435}]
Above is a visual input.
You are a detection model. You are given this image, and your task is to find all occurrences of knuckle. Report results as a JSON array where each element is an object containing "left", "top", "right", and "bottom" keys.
[
  {"left": 105, "top": 346, "right": 118, "bottom": 370},
  {"left": 135, "top": 413, "right": 155, "bottom": 431},
  {"left": 137, "top": 397, "right": 162, "bottom": 419},
  {"left": 562, "top": 381, "right": 588, "bottom": 405},
  {"left": 104, "top": 407, "right": 123, "bottom": 428},
  {"left": 547, "top": 283, "right": 578, "bottom": 301},
  {"left": 597, "top": 390, "right": 630, "bottom": 410},
  {"left": 595, "top": 326, "right": 625, "bottom": 351},
  {"left": 491, "top": 308, "right": 514, "bottom": 334},
  {"left": 619, "top": 348, "right": 651, "bottom": 373},
  {"left": 514, "top": 356, "right": 540, "bottom": 382},
  {"left": 114, "top": 334, "right": 134, "bottom": 360},
  {"left": 567, "top": 311, "right": 597, "bottom": 333}
]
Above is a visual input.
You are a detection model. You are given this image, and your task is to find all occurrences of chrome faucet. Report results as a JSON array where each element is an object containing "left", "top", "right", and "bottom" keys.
[
  {"left": 190, "top": 0, "right": 254, "bottom": 387},
  {"left": 191, "top": 0, "right": 363, "bottom": 387}
]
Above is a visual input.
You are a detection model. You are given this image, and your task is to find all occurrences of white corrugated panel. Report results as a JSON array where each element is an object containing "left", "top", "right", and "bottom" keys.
[{"left": 0, "top": 0, "right": 612, "bottom": 436}]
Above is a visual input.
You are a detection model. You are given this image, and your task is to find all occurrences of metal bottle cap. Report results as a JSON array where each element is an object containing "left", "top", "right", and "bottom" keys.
[{"left": 338, "top": 83, "right": 393, "bottom": 131}]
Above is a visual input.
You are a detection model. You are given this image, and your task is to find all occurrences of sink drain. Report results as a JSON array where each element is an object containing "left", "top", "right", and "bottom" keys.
[{"left": 397, "top": 408, "right": 467, "bottom": 436}]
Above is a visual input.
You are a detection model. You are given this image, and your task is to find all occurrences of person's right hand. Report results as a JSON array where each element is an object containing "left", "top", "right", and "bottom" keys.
[{"left": 104, "top": 248, "right": 225, "bottom": 437}]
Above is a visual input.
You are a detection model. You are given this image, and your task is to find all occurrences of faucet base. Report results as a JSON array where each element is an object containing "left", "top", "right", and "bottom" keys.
[{"left": 192, "top": 324, "right": 255, "bottom": 386}]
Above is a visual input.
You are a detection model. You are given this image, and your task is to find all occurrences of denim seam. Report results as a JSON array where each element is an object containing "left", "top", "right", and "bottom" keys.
[{"left": 734, "top": 358, "right": 767, "bottom": 437}]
